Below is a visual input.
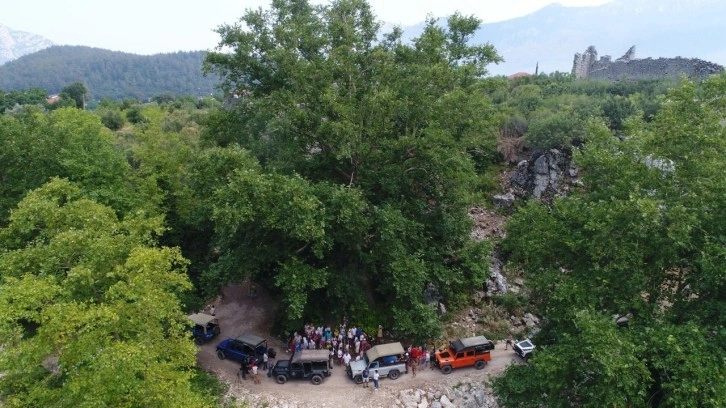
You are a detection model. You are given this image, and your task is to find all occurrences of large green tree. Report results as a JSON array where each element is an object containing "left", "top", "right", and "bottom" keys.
[
  {"left": 493, "top": 76, "right": 726, "bottom": 406},
  {"left": 0, "top": 179, "right": 208, "bottom": 407},
  {"left": 0, "top": 107, "right": 140, "bottom": 224},
  {"left": 201, "top": 0, "right": 500, "bottom": 337}
]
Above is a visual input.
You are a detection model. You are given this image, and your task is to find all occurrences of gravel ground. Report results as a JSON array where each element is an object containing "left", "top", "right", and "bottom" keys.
[{"left": 195, "top": 284, "right": 520, "bottom": 407}]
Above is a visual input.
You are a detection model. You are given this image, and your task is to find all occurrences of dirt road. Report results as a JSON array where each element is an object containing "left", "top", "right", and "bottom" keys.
[{"left": 196, "top": 284, "right": 519, "bottom": 407}]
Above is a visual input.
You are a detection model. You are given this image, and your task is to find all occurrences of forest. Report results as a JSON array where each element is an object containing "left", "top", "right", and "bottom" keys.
[
  {"left": 0, "top": 0, "right": 723, "bottom": 407},
  {"left": 0, "top": 46, "right": 218, "bottom": 101}
]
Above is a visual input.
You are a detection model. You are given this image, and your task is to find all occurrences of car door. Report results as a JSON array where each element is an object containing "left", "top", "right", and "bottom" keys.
[
  {"left": 290, "top": 363, "right": 304, "bottom": 379},
  {"left": 227, "top": 340, "right": 244, "bottom": 361}
]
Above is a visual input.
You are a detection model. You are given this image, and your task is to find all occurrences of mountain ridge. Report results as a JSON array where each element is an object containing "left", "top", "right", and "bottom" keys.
[
  {"left": 2, "top": 0, "right": 725, "bottom": 96},
  {"left": 399, "top": 0, "right": 726, "bottom": 75},
  {"left": 0, "top": 24, "right": 54, "bottom": 65},
  {"left": 0, "top": 45, "right": 218, "bottom": 100}
]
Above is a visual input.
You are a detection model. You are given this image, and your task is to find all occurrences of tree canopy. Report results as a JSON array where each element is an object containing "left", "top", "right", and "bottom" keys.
[
  {"left": 493, "top": 76, "right": 726, "bottom": 407},
  {"left": 0, "top": 179, "right": 208, "bottom": 407},
  {"left": 202, "top": 0, "right": 501, "bottom": 337}
]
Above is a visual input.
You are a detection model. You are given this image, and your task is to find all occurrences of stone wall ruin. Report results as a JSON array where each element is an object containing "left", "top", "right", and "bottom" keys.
[{"left": 572, "top": 45, "right": 724, "bottom": 81}]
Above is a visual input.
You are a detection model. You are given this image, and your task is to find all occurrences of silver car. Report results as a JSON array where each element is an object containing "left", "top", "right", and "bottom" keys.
[{"left": 347, "top": 342, "right": 407, "bottom": 383}]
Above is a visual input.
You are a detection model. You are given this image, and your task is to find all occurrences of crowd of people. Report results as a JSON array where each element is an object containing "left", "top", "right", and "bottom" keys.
[
  {"left": 286, "top": 322, "right": 379, "bottom": 368},
  {"left": 284, "top": 321, "right": 437, "bottom": 377}
]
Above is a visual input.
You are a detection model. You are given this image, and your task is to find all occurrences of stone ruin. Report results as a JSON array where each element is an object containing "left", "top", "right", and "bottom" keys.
[{"left": 572, "top": 45, "right": 724, "bottom": 81}]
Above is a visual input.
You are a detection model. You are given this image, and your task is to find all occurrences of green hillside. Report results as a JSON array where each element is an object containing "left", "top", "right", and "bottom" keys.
[{"left": 0, "top": 45, "right": 219, "bottom": 100}]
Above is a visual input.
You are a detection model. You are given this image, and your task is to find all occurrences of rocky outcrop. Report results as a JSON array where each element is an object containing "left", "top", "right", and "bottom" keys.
[
  {"left": 510, "top": 149, "right": 578, "bottom": 204},
  {"left": 572, "top": 45, "right": 724, "bottom": 81}
]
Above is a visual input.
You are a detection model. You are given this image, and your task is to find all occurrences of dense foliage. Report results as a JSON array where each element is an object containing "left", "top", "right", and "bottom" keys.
[
  {"left": 492, "top": 76, "right": 726, "bottom": 407},
  {"left": 201, "top": 0, "right": 502, "bottom": 338},
  {"left": 1, "top": 0, "right": 724, "bottom": 406},
  {"left": 0, "top": 46, "right": 219, "bottom": 101}
]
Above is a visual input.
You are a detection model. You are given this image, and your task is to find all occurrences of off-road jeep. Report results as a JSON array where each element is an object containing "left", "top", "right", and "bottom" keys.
[
  {"left": 268, "top": 349, "right": 331, "bottom": 385},
  {"left": 188, "top": 313, "right": 221, "bottom": 345},
  {"left": 434, "top": 335, "right": 494, "bottom": 374},
  {"left": 348, "top": 342, "right": 407, "bottom": 383},
  {"left": 216, "top": 333, "right": 275, "bottom": 364},
  {"left": 513, "top": 338, "right": 535, "bottom": 361}
]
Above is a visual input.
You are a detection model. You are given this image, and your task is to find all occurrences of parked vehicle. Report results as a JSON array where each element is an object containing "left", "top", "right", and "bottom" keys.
[
  {"left": 434, "top": 335, "right": 494, "bottom": 374},
  {"left": 268, "top": 349, "right": 331, "bottom": 385},
  {"left": 216, "top": 333, "right": 275, "bottom": 364},
  {"left": 513, "top": 338, "right": 536, "bottom": 361},
  {"left": 348, "top": 342, "right": 407, "bottom": 383},
  {"left": 188, "top": 313, "right": 220, "bottom": 345}
]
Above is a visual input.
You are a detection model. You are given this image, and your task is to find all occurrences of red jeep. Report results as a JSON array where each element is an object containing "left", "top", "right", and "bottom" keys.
[{"left": 434, "top": 335, "right": 494, "bottom": 374}]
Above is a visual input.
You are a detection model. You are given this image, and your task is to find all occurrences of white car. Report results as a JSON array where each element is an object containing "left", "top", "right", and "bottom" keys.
[{"left": 513, "top": 338, "right": 536, "bottom": 361}]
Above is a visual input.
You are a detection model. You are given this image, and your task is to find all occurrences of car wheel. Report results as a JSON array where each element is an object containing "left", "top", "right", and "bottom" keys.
[
  {"left": 216, "top": 350, "right": 226, "bottom": 360},
  {"left": 275, "top": 375, "right": 287, "bottom": 384},
  {"left": 441, "top": 365, "right": 453, "bottom": 374},
  {"left": 475, "top": 360, "right": 486, "bottom": 370},
  {"left": 388, "top": 369, "right": 400, "bottom": 380},
  {"left": 311, "top": 375, "right": 323, "bottom": 385},
  {"left": 354, "top": 376, "right": 363, "bottom": 384},
  {"left": 524, "top": 354, "right": 531, "bottom": 362}
]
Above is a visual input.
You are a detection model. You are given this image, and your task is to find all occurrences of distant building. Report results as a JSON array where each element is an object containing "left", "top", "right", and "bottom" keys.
[
  {"left": 46, "top": 95, "right": 61, "bottom": 104},
  {"left": 572, "top": 45, "right": 724, "bottom": 81},
  {"left": 507, "top": 72, "right": 530, "bottom": 80}
]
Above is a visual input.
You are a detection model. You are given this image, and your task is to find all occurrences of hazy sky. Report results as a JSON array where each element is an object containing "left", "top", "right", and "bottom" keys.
[{"left": 4, "top": 0, "right": 612, "bottom": 55}]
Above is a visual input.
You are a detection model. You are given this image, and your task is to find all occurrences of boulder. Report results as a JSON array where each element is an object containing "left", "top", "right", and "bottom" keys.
[
  {"left": 439, "top": 395, "right": 455, "bottom": 408},
  {"left": 492, "top": 193, "right": 515, "bottom": 209}
]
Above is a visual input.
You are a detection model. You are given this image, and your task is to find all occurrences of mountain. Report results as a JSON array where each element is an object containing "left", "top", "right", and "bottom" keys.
[
  {"left": 0, "top": 45, "right": 218, "bottom": 100},
  {"left": 402, "top": 0, "right": 726, "bottom": 76},
  {"left": 0, "top": 24, "right": 54, "bottom": 65}
]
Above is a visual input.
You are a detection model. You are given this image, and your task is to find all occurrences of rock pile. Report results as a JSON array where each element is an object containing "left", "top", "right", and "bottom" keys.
[
  {"left": 395, "top": 382, "right": 499, "bottom": 408},
  {"left": 225, "top": 379, "right": 500, "bottom": 408}
]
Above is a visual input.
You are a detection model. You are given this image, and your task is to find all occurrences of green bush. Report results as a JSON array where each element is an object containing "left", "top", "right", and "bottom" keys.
[{"left": 100, "top": 109, "right": 125, "bottom": 130}]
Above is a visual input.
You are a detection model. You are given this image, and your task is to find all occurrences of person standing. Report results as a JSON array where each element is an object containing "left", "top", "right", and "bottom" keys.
[
  {"left": 210, "top": 305, "right": 216, "bottom": 316},
  {"left": 343, "top": 350, "right": 352, "bottom": 367},
  {"left": 505, "top": 333, "right": 513, "bottom": 350},
  {"left": 251, "top": 361, "right": 260, "bottom": 384},
  {"left": 263, "top": 351, "right": 269, "bottom": 371},
  {"left": 361, "top": 367, "right": 369, "bottom": 388},
  {"left": 240, "top": 359, "right": 249, "bottom": 380},
  {"left": 377, "top": 325, "right": 383, "bottom": 343},
  {"left": 373, "top": 370, "right": 379, "bottom": 390}
]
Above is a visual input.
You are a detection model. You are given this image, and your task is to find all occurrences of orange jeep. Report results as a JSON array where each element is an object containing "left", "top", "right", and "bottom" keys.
[{"left": 434, "top": 335, "right": 494, "bottom": 374}]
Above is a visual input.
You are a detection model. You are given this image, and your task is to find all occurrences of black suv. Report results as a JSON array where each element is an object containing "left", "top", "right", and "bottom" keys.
[{"left": 268, "top": 349, "right": 331, "bottom": 385}]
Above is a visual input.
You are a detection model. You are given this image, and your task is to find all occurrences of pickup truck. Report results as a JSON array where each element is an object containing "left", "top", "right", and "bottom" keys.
[{"left": 434, "top": 335, "right": 494, "bottom": 374}]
